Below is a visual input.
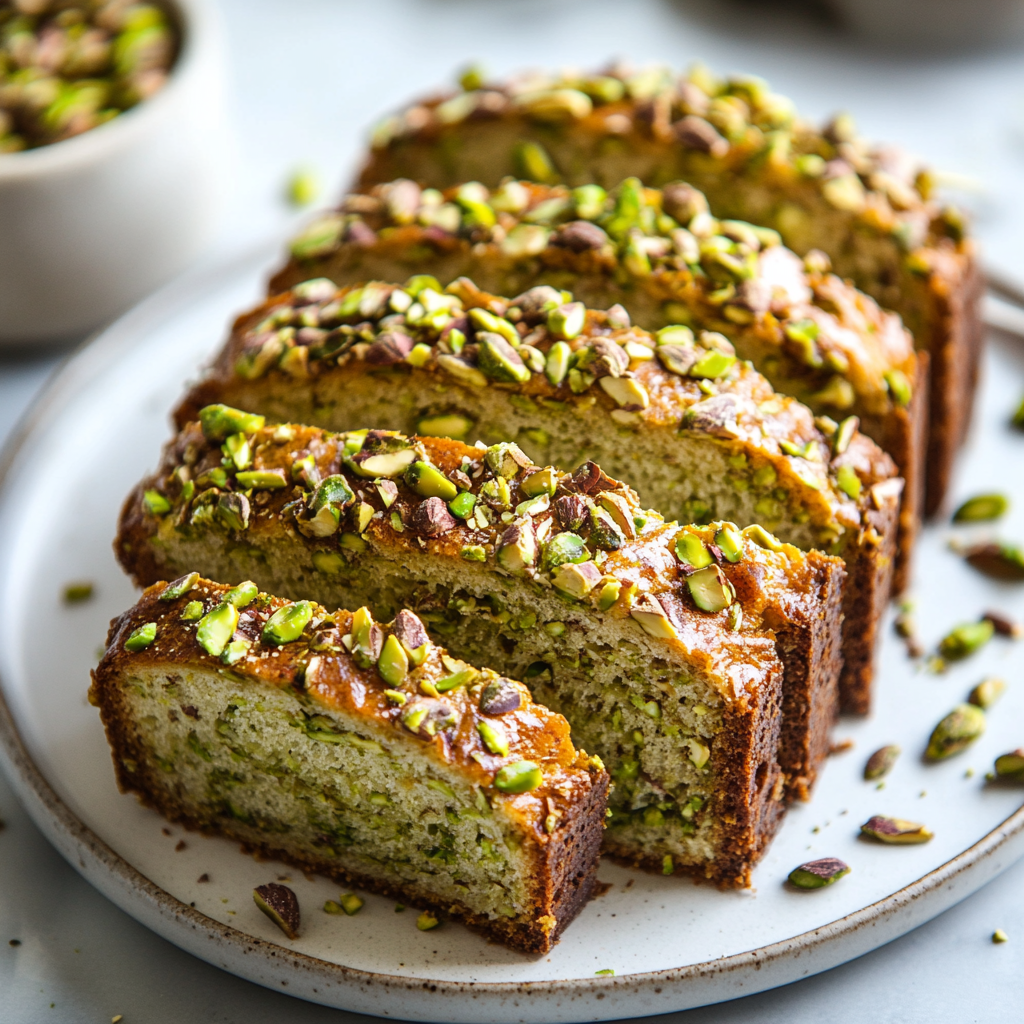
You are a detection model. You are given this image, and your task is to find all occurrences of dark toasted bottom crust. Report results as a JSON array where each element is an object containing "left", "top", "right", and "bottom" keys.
[{"left": 92, "top": 669, "right": 608, "bottom": 956}]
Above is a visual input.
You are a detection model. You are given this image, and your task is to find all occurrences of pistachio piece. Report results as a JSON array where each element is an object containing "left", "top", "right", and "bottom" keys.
[
  {"left": 392, "top": 609, "right": 430, "bottom": 664},
  {"left": 982, "top": 610, "right": 1024, "bottom": 638},
  {"left": 547, "top": 302, "right": 586, "bottom": 340},
  {"left": 401, "top": 698, "right": 455, "bottom": 738},
  {"left": 884, "top": 369, "right": 912, "bottom": 407},
  {"left": 479, "top": 678, "right": 522, "bottom": 715},
  {"left": 477, "top": 332, "right": 531, "bottom": 384},
  {"left": 596, "top": 579, "right": 622, "bottom": 611},
  {"left": 405, "top": 461, "right": 458, "bottom": 501},
  {"left": 939, "top": 620, "right": 995, "bottom": 660},
  {"left": 377, "top": 634, "right": 409, "bottom": 687},
  {"left": 861, "top": 815, "right": 933, "bottom": 844},
  {"left": 180, "top": 601, "right": 203, "bottom": 622},
  {"left": 216, "top": 492, "right": 250, "bottom": 532},
  {"left": 962, "top": 542, "right": 1024, "bottom": 581},
  {"left": 235, "top": 470, "right": 287, "bottom": 490},
  {"left": 926, "top": 703, "right": 986, "bottom": 760},
  {"left": 496, "top": 519, "right": 537, "bottom": 572},
  {"left": 787, "top": 857, "right": 850, "bottom": 890},
  {"left": 494, "top": 760, "right": 542, "bottom": 793},
  {"left": 223, "top": 581, "right": 258, "bottom": 608},
  {"left": 199, "top": 404, "right": 265, "bottom": 442},
  {"left": 545, "top": 341, "right": 572, "bottom": 386},
  {"left": 461, "top": 544, "right": 487, "bottom": 562},
  {"left": 953, "top": 493, "right": 1009, "bottom": 523},
  {"left": 969, "top": 677, "right": 1006, "bottom": 709},
  {"left": 715, "top": 525, "right": 744, "bottom": 563},
  {"left": 675, "top": 532, "right": 713, "bottom": 568},
  {"left": 354, "top": 447, "right": 419, "bottom": 478},
  {"left": 478, "top": 719, "right": 510, "bottom": 757},
  {"left": 521, "top": 467, "right": 558, "bottom": 498},
  {"left": 833, "top": 415, "right": 859, "bottom": 455},
  {"left": 599, "top": 375, "right": 650, "bottom": 410},
  {"left": 224, "top": 433, "right": 252, "bottom": 471},
  {"left": 598, "top": 493, "right": 636, "bottom": 539},
  {"left": 589, "top": 507, "right": 625, "bottom": 550},
  {"left": 542, "top": 531, "right": 589, "bottom": 571},
  {"left": 630, "top": 595, "right": 678, "bottom": 639},
  {"left": 686, "top": 565, "right": 733, "bottom": 613},
  {"left": 551, "top": 560, "right": 602, "bottom": 599},
  {"left": 657, "top": 344, "right": 698, "bottom": 377},
  {"left": 124, "top": 622, "right": 156, "bottom": 652},
  {"left": 253, "top": 883, "right": 300, "bottom": 939},
  {"left": 143, "top": 489, "right": 171, "bottom": 515},
  {"left": 221, "top": 638, "right": 251, "bottom": 665},
  {"left": 196, "top": 602, "right": 238, "bottom": 658},
  {"left": 416, "top": 910, "right": 441, "bottom": 931},
  {"left": 993, "top": 929, "right": 1009, "bottom": 943},
  {"left": 262, "top": 601, "right": 313, "bottom": 645},
  {"left": 349, "top": 607, "right": 382, "bottom": 668},
  {"left": 864, "top": 744, "right": 900, "bottom": 780},
  {"left": 435, "top": 666, "right": 479, "bottom": 692},
  {"left": 485, "top": 441, "right": 532, "bottom": 479},
  {"left": 410, "top": 497, "right": 457, "bottom": 537},
  {"left": 742, "top": 525, "right": 785, "bottom": 552},
  {"left": 835, "top": 463, "right": 862, "bottom": 500},
  {"left": 159, "top": 572, "right": 199, "bottom": 601},
  {"left": 63, "top": 582, "right": 94, "bottom": 604},
  {"left": 993, "top": 750, "right": 1024, "bottom": 779}
]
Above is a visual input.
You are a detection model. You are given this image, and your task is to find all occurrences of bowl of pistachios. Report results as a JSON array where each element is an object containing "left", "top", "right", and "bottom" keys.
[{"left": 0, "top": 0, "right": 230, "bottom": 345}]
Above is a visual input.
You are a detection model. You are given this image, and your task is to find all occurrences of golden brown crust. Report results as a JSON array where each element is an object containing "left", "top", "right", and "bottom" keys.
[
  {"left": 89, "top": 579, "right": 609, "bottom": 954},
  {"left": 352, "top": 66, "right": 979, "bottom": 516}
]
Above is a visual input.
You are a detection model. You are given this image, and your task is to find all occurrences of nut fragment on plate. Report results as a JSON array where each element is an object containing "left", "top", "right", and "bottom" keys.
[
  {"left": 968, "top": 677, "right": 1006, "bottom": 709},
  {"left": 253, "top": 883, "right": 300, "bottom": 939},
  {"left": 860, "top": 815, "right": 933, "bottom": 844},
  {"left": 926, "top": 704, "right": 986, "bottom": 761},
  {"left": 864, "top": 744, "right": 900, "bottom": 780},
  {"left": 788, "top": 858, "right": 850, "bottom": 889},
  {"left": 993, "top": 750, "right": 1024, "bottom": 780},
  {"left": 952, "top": 493, "right": 1009, "bottom": 523},
  {"left": 961, "top": 542, "right": 1024, "bottom": 581}
]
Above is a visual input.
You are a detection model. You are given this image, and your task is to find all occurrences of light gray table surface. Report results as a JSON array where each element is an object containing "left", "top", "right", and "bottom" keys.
[{"left": 4, "top": 1, "right": 1024, "bottom": 1020}]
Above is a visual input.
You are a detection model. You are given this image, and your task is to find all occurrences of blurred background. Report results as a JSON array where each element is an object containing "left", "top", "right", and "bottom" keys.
[{"left": 4, "top": 0, "right": 1024, "bottom": 1020}]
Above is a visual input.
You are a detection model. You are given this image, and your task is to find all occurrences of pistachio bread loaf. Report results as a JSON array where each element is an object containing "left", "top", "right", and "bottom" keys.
[
  {"left": 354, "top": 63, "right": 981, "bottom": 515},
  {"left": 116, "top": 418, "right": 848, "bottom": 877},
  {"left": 90, "top": 578, "right": 608, "bottom": 952},
  {"left": 271, "top": 175, "right": 924, "bottom": 586},
  {"left": 175, "top": 279, "right": 900, "bottom": 712}
]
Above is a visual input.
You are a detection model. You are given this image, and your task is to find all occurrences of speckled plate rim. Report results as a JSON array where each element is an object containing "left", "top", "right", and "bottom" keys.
[{"left": 2, "top": 247, "right": 1024, "bottom": 1023}]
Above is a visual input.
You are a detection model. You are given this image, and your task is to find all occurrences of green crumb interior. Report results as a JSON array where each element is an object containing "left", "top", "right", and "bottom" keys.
[{"left": 120, "top": 666, "right": 529, "bottom": 920}]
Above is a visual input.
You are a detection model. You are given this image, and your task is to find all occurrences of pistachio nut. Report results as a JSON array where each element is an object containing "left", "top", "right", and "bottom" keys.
[
  {"left": 835, "top": 463, "right": 862, "bottom": 500},
  {"left": 599, "top": 375, "right": 650, "bottom": 410},
  {"left": 939, "top": 620, "right": 995, "bottom": 660},
  {"left": 596, "top": 579, "right": 622, "bottom": 611},
  {"left": 675, "top": 532, "right": 713, "bottom": 568},
  {"left": 216, "top": 492, "right": 251, "bottom": 532},
  {"left": 478, "top": 677, "right": 522, "bottom": 715},
  {"left": 461, "top": 544, "right": 487, "bottom": 561},
  {"left": 551, "top": 560, "right": 602, "bottom": 599},
  {"left": 926, "top": 703, "right": 986, "bottom": 760},
  {"left": 863, "top": 744, "right": 900, "bottom": 780},
  {"left": 224, "top": 433, "right": 252, "bottom": 471},
  {"left": 860, "top": 816, "right": 933, "bottom": 844},
  {"left": 143, "top": 489, "right": 171, "bottom": 515},
  {"left": 159, "top": 572, "right": 199, "bottom": 602},
  {"left": 598, "top": 493, "right": 635, "bottom": 539},
  {"left": 349, "top": 607, "right": 382, "bottom": 668},
  {"left": 416, "top": 910, "right": 441, "bottom": 931},
  {"left": 833, "top": 415, "right": 859, "bottom": 455},
  {"left": 435, "top": 666, "right": 479, "bottom": 693},
  {"left": 478, "top": 719, "right": 510, "bottom": 757},
  {"left": 235, "top": 470, "right": 287, "bottom": 490},
  {"left": 223, "top": 581, "right": 259, "bottom": 608},
  {"left": 448, "top": 490, "right": 477, "bottom": 520},
  {"left": 589, "top": 507, "right": 625, "bottom": 550},
  {"left": 401, "top": 698, "right": 455, "bottom": 738},
  {"left": 199, "top": 405, "right": 265, "bottom": 442},
  {"left": 542, "top": 531, "right": 589, "bottom": 571},
  {"left": 963, "top": 671, "right": 1006, "bottom": 713},
  {"left": 221, "top": 638, "right": 251, "bottom": 665},
  {"left": 962, "top": 542, "right": 1024, "bottom": 581},
  {"left": 262, "top": 601, "right": 313, "bottom": 645},
  {"left": 687, "top": 565, "right": 733, "bottom": 613},
  {"left": 124, "top": 622, "right": 157, "bottom": 652},
  {"left": 477, "top": 332, "right": 531, "bottom": 384},
  {"left": 547, "top": 302, "right": 586, "bottom": 340},
  {"left": 405, "top": 461, "right": 458, "bottom": 501},
  {"left": 197, "top": 602, "right": 239, "bottom": 658},
  {"left": 953, "top": 493, "right": 1009, "bottom": 523},
  {"left": 787, "top": 857, "right": 850, "bottom": 890},
  {"left": 715, "top": 525, "right": 744, "bottom": 563},
  {"left": 180, "top": 600, "right": 203, "bottom": 621},
  {"left": 253, "top": 883, "right": 300, "bottom": 940},
  {"left": 993, "top": 750, "right": 1024, "bottom": 780},
  {"left": 884, "top": 369, "right": 912, "bottom": 407},
  {"left": 485, "top": 441, "right": 532, "bottom": 479},
  {"left": 630, "top": 595, "right": 678, "bottom": 639},
  {"left": 521, "top": 467, "right": 558, "bottom": 498},
  {"left": 377, "top": 634, "right": 409, "bottom": 687},
  {"left": 494, "top": 760, "right": 542, "bottom": 793}
]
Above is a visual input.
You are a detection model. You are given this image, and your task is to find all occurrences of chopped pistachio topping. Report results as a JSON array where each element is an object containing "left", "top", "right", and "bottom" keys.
[
  {"left": 142, "top": 489, "right": 171, "bottom": 515},
  {"left": 788, "top": 857, "right": 850, "bottom": 889},
  {"left": 262, "top": 601, "right": 313, "bottom": 645},
  {"left": 196, "top": 603, "right": 238, "bottom": 658},
  {"left": 377, "top": 634, "right": 409, "bottom": 687},
  {"left": 406, "top": 461, "right": 458, "bottom": 500},
  {"left": 675, "top": 532, "right": 713, "bottom": 568},
  {"left": 416, "top": 910, "right": 441, "bottom": 931},
  {"left": 159, "top": 572, "right": 199, "bottom": 602},
  {"left": 494, "top": 760, "right": 542, "bottom": 793},
  {"left": 969, "top": 677, "right": 1006, "bottom": 709},
  {"left": 199, "top": 405, "right": 265, "bottom": 442},
  {"left": 686, "top": 565, "right": 733, "bottom": 613},
  {"left": 124, "top": 622, "right": 156, "bottom": 652},
  {"left": 478, "top": 719, "right": 510, "bottom": 757},
  {"left": 180, "top": 600, "right": 203, "bottom": 621}
]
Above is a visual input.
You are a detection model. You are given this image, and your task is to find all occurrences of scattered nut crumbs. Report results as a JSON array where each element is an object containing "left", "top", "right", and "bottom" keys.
[
  {"left": 416, "top": 910, "right": 440, "bottom": 931},
  {"left": 197, "top": 873, "right": 209, "bottom": 883},
  {"left": 993, "top": 929, "right": 1009, "bottom": 943},
  {"left": 174, "top": 840, "right": 186, "bottom": 851},
  {"left": 286, "top": 167, "right": 320, "bottom": 207},
  {"left": 63, "top": 582, "right": 94, "bottom": 603},
  {"left": 595, "top": 968, "right": 615, "bottom": 975}
]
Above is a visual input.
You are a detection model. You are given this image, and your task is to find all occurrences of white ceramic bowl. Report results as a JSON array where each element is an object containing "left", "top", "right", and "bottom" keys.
[{"left": 0, "top": 0, "right": 230, "bottom": 346}]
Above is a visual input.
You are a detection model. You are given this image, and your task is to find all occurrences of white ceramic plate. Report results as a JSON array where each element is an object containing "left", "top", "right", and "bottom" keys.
[{"left": 2, "top": 245, "right": 1024, "bottom": 1022}]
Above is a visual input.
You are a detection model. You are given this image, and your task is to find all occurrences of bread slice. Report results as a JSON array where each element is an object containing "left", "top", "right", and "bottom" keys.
[
  {"left": 353, "top": 64, "right": 981, "bottom": 516},
  {"left": 89, "top": 579, "right": 608, "bottom": 953},
  {"left": 116, "top": 421, "right": 847, "bottom": 877},
  {"left": 269, "top": 175, "right": 924, "bottom": 592},
  {"left": 175, "top": 279, "right": 898, "bottom": 712}
]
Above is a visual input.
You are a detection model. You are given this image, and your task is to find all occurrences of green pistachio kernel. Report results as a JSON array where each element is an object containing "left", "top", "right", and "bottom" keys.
[
  {"left": 339, "top": 531, "right": 366, "bottom": 552},
  {"left": 926, "top": 703, "right": 986, "bottom": 760},
  {"left": 407, "top": 343, "right": 433, "bottom": 367},
  {"left": 323, "top": 900, "right": 344, "bottom": 915},
  {"left": 416, "top": 910, "right": 441, "bottom": 931},
  {"left": 788, "top": 858, "right": 850, "bottom": 890},
  {"left": 864, "top": 744, "right": 900, "bottom": 780},
  {"left": 836, "top": 463, "right": 862, "bottom": 500},
  {"left": 234, "top": 470, "right": 286, "bottom": 490},
  {"left": 884, "top": 369, "right": 912, "bottom": 407},
  {"left": 686, "top": 565, "right": 733, "bottom": 613},
  {"left": 539, "top": 343, "right": 570, "bottom": 388},
  {"left": 436, "top": 667, "right": 479, "bottom": 693},
  {"left": 478, "top": 719, "right": 510, "bottom": 757},
  {"left": 416, "top": 413, "right": 473, "bottom": 440},
  {"left": 312, "top": 551, "right": 345, "bottom": 575},
  {"left": 197, "top": 602, "right": 239, "bottom": 658},
  {"left": 378, "top": 634, "right": 409, "bottom": 687},
  {"left": 656, "top": 325, "right": 695, "bottom": 347},
  {"left": 338, "top": 893, "right": 364, "bottom": 916},
  {"left": 477, "top": 332, "right": 531, "bottom": 384},
  {"left": 469, "top": 308, "right": 519, "bottom": 347},
  {"left": 994, "top": 750, "right": 1024, "bottom": 779},
  {"left": 159, "top": 572, "right": 199, "bottom": 601},
  {"left": 543, "top": 532, "right": 590, "bottom": 571},
  {"left": 743, "top": 524, "right": 785, "bottom": 551},
  {"left": 715, "top": 525, "right": 744, "bottom": 563},
  {"left": 597, "top": 579, "right": 622, "bottom": 611},
  {"left": 384, "top": 689, "right": 408, "bottom": 706},
  {"left": 64, "top": 582, "right": 94, "bottom": 604},
  {"left": 262, "top": 601, "right": 313, "bottom": 645},
  {"left": 953, "top": 494, "right": 1009, "bottom": 523},
  {"left": 520, "top": 467, "right": 558, "bottom": 497},
  {"left": 124, "top": 622, "right": 157, "bottom": 652},
  {"left": 143, "top": 489, "right": 171, "bottom": 515},
  {"left": 221, "top": 638, "right": 251, "bottom": 665},
  {"left": 461, "top": 544, "right": 487, "bottom": 561},
  {"left": 783, "top": 318, "right": 822, "bottom": 368},
  {"left": 969, "top": 677, "right": 1006, "bottom": 709},
  {"left": 180, "top": 601, "right": 203, "bottom": 622},
  {"left": 448, "top": 491, "right": 477, "bottom": 519},
  {"left": 199, "top": 404, "right": 265, "bottom": 442},
  {"left": 494, "top": 760, "right": 542, "bottom": 793},
  {"left": 224, "top": 433, "right": 252, "bottom": 471},
  {"left": 939, "top": 620, "right": 994, "bottom": 660},
  {"left": 572, "top": 183, "right": 607, "bottom": 220},
  {"left": 547, "top": 302, "right": 586, "bottom": 340},
  {"left": 406, "top": 461, "right": 458, "bottom": 500},
  {"left": 223, "top": 581, "right": 259, "bottom": 608},
  {"left": 689, "top": 350, "right": 736, "bottom": 379},
  {"left": 674, "top": 532, "right": 713, "bottom": 568}
]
